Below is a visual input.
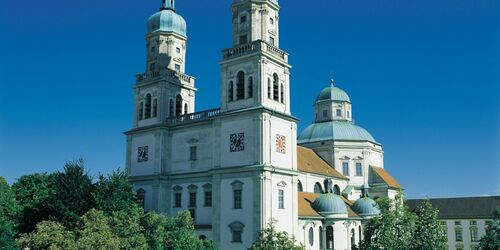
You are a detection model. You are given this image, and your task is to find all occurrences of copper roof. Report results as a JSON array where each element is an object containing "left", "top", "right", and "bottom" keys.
[
  {"left": 297, "top": 146, "right": 347, "bottom": 179},
  {"left": 370, "top": 166, "right": 402, "bottom": 189},
  {"left": 408, "top": 196, "right": 500, "bottom": 219},
  {"left": 298, "top": 192, "right": 359, "bottom": 218}
]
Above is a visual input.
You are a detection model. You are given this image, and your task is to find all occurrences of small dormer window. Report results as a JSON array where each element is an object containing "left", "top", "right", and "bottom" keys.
[
  {"left": 240, "top": 15, "right": 247, "bottom": 23},
  {"left": 336, "top": 109, "right": 342, "bottom": 117}
]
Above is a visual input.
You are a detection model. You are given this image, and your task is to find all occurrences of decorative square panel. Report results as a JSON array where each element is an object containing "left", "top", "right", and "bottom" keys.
[
  {"left": 230, "top": 133, "right": 245, "bottom": 152},
  {"left": 137, "top": 146, "right": 149, "bottom": 162},
  {"left": 276, "top": 134, "right": 286, "bottom": 154}
]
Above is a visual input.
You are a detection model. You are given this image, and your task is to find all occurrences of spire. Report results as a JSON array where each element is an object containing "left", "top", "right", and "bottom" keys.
[{"left": 160, "top": 0, "right": 175, "bottom": 11}]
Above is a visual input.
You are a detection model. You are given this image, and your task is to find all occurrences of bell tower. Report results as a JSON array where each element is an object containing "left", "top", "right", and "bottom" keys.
[{"left": 220, "top": 0, "right": 291, "bottom": 114}]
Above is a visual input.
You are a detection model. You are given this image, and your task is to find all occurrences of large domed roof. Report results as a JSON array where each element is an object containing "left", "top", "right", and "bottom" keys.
[
  {"left": 316, "top": 86, "right": 351, "bottom": 103},
  {"left": 298, "top": 120, "right": 376, "bottom": 144},
  {"left": 352, "top": 198, "right": 380, "bottom": 217},
  {"left": 147, "top": 7, "right": 186, "bottom": 36},
  {"left": 311, "top": 193, "right": 348, "bottom": 218}
]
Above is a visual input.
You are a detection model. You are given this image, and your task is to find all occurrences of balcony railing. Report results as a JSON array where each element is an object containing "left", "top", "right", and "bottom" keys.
[
  {"left": 136, "top": 69, "right": 194, "bottom": 85},
  {"left": 222, "top": 40, "right": 288, "bottom": 61},
  {"left": 166, "top": 108, "right": 221, "bottom": 125}
]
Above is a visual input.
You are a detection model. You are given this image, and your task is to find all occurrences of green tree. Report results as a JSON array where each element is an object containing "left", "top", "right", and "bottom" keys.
[
  {"left": 0, "top": 176, "right": 18, "bottom": 249},
  {"left": 249, "top": 219, "right": 303, "bottom": 250},
  {"left": 410, "top": 199, "right": 447, "bottom": 250},
  {"left": 164, "top": 210, "right": 215, "bottom": 250},
  {"left": 109, "top": 205, "right": 148, "bottom": 249},
  {"left": 12, "top": 173, "right": 55, "bottom": 234},
  {"left": 51, "top": 159, "right": 96, "bottom": 229},
  {"left": 17, "top": 221, "right": 76, "bottom": 250},
  {"left": 94, "top": 169, "right": 136, "bottom": 215},
  {"left": 360, "top": 195, "right": 416, "bottom": 250},
  {"left": 76, "top": 209, "right": 120, "bottom": 250},
  {"left": 479, "top": 207, "right": 500, "bottom": 250}
]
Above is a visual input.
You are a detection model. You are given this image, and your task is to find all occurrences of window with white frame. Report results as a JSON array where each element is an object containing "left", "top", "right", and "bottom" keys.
[
  {"left": 278, "top": 189, "right": 284, "bottom": 209},
  {"left": 342, "top": 162, "right": 349, "bottom": 176},
  {"left": 355, "top": 162, "right": 363, "bottom": 176},
  {"left": 173, "top": 186, "right": 182, "bottom": 208},
  {"left": 231, "top": 180, "right": 243, "bottom": 209},
  {"left": 190, "top": 146, "right": 197, "bottom": 161},
  {"left": 229, "top": 221, "right": 244, "bottom": 243},
  {"left": 203, "top": 183, "right": 212, "bottom": 207},
  {"left": 336, "top": 109, "right": 342, "bottom": 117}
]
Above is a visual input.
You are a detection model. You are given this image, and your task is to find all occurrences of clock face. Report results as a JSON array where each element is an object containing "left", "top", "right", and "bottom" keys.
[
  {"left": 137, "top": 146, "right": 149, "bottom": 162},
  {"left": 230, "top": 133, "right": 245, "bottom": 152},
  {"left": 276, "top": 134, "right": 286, "bottom": 154}
]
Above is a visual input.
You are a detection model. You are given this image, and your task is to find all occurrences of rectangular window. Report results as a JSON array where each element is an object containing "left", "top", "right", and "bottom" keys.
[
  {"left": 240, "top": 35, "right": 248, "bottom": 44},
  {"left": 356, "top": 163, "right": 363, "bottom": 176},
  {"left": 471, "top": 228, "right": 478, "bottom": 242},
  {"left": 233, "top": 189, "right": 242, "bottom": 209},
  {"left": 232, "top": 230, "right": 242, "bottom": 243},
  {"left": 342, "top": 162, "right": 349, "bottom": 176},
  {"left": 174, "top": 193, "right": 182, "bottom": 208},
  {"left": 189, "top": 209, "right": 195, "bottom": 221},
  {"left": 322, "top": 110, "right": 328, "bottom": 118},
  {"left": 151, "top": 46, "right": 155, "bottom": 53},
  {"left": 175, "top": 64, "right": 181, "bottom": 71},
  {"left": 455, "top": 221, "right": 461, "bottom": 226},
  {"left": 269, "top": 36, "right": 275, "bottom": 46},
  {"left": 278, "top": 189, "right": 284, "bottom": 209},
  {"left": 150, "top": 63, "right": 155, "bottom": 72},
  {"left": 347, "top": 111, "right": 350, "bottom": 118},
  {"left": 190, "top": 146, "right": 197, "bottom": 161},
  {"left": 455, "top": 229, "right": 463, "bottom": 242},
  {"left": 336, "top": 109, "right": 342, "bottom": 117},
  {"left": 189, "top": 191, "right": 196, "bottom": 207},
  {"left": 176, "top": 47, "right": 181, "bottom": 53},
  {"left": 204, "top": 191, "right": 212, "bottom": 207}
]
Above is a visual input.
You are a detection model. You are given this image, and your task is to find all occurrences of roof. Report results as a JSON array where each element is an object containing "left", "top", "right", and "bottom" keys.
[
  {"left": 407, "top": 196, "right": 500, "bottom": 219},
  {"left": 297, "top": 146, "right": 347, "bottom": 179},
  {"left": 316, "top": 86, "right": 351, "bottom": 103},
  {"left": 370, "top": 166, "right": 402, "bottom": 189},
  {"left": 298, "top": 192, "right": 359, "bottom": 218},
  {"left": 298, "top": 120, "right": 376, "bottom": 144},
  {"left": 147, "top": 7, "right": 187, "bottom": 36}
]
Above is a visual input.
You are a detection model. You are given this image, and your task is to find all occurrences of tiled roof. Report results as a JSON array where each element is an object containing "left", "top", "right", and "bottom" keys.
[
  {"left": 370, "top": 166, "right": 402, "bottom": 189},
  {"left": 298, "top": 192, "right": 359, "bottom": 218},
  {"left": 297, "top": 146, "right": 347, "bottom": 179},
  {"left": 407, "top": 196, "right": 500, "bottom": 219}
]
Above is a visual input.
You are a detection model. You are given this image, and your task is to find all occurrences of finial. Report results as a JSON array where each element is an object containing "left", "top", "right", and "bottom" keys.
[
  {"left": 330, "top": 78, "right": 335, "bottom": 87},
  {"left": 362, "top": 183, "right": 370, "bottom": 198},
  {"left": 160, "top": 0, "right": 175, "bottom": 11}
]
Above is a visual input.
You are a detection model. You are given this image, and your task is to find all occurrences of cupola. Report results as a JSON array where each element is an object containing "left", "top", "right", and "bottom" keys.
[
  {"left": 311, "top": 179, "right": 348, "bottom": 218},
  {"left": 351, "top": 184, "right": 380, "bottom": 218},
  {"left": 147, "top": 0, "right": 187, "bottom": 37}
]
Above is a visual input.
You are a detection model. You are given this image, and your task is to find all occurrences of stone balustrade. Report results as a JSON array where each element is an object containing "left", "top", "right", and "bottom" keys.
[
  {"left": 222, "top": 40, "right": 288, "bottom": 62},
  {"left": 166, "top": 108, "right": 221, "bottom": 125}
]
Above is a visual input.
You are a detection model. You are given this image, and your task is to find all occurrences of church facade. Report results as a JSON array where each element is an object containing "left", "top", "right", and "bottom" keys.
[{"left": 125, "top": 0, "right": 401, "bottom": 249}]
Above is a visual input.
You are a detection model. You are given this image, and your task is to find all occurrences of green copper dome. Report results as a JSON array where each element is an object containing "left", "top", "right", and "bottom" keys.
[
  {"left": 352, "top": 198, "right": 380, "bottom": 217},
  {"left": 316, "top": 86, "right": 351, "bottom": 103},
  {"left": 298, "top": 120, "right": 376, "bottom": 144},
  {"left": 147, "top": 1, "right": 187, "bottom": 37},
  {"left": 311, "top": 193, "right": 348, "bottom": 217}
]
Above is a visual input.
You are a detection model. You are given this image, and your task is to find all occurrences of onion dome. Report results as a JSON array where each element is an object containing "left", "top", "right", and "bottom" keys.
[
  {"left": 315, "top": 85, "right": 351, "bottom": 103},
  {"left": 147, "top": 0, "right": 187, "bottom": 37},
  {"left": 298, "top": 120, "right": 376, "bottom": 143},
  {"left": 352, "top": 184, "right": 380, "bottom": 218},
  {"left": 312, "top": 193, "right": 348, "bottom": 218}
]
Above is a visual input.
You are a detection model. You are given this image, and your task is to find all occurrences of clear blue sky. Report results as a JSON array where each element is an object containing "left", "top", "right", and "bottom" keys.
[{"left": 0, "top": 0, "right": 498, "bottom": 198}]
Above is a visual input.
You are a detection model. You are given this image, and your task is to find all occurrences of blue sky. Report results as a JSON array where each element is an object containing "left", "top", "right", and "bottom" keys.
[{"left": 0, "top": 0, "right": 498, "bottom": 198}]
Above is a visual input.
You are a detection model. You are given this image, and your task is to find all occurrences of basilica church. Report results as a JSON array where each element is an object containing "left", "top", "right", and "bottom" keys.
[{"left": 125, "top": 0, "right": 402, "bottom": 249}]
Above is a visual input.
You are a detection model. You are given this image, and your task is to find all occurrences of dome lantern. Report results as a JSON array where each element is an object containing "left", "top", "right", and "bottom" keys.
[{"left": 314, "top": 80, "right": 353, "bottom": 123}]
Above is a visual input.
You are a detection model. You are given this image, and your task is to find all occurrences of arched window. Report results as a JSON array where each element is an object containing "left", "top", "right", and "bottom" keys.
[
  {"left": 175, "top": 94, "right": 182, "bottom": 116},
  {"left": 351, "top": 228, "right": 356, "bottom": 247},
  {"left": 319, "top": 226, "right": 324, "bottom": 249},
  {"left": 326, "top": 226, "right": 334, "bottom": 249},
  {"left": 297, "top": 180, "right": 303, "bottom": 192},
  {"left": 267, "top": 78, "right": 271, "bottom": 99},
  {"left": 145, "top": 94, "right": 152, "bottom": 118},
  {"left": 184, "top": 104, "right": 188, "bottom": 115},
  {"left": 273, "top": 73, "right": 279, "bottom": 101},
  {"left": 236, "top": 71, "right": 245, "bottom": 100},
  {"left": 308, "top": 227, "right": 314, "bottom": 246},
  {"left": 247, "top": 77, "right": 253, "bottom": 98},
  {"left": 136, "top": 188, "right": 146, "bottom": 209},
  {"left": 280, "top": 83, "right": 284, "bottom": 103},
  {"left": 314, "top": 182, "right": 323, "bottom": 194},
  {"left": 228, "top": 81, "right": 234, "bottom": 102},
  {"left": 152, "top": 99, "right": 158, "bottom": 117},
  {"left": 138, "top": 102, "right": 144, "bottom": 120},
  {"left": 169, "top": 99, "right": 174, "bottom": 117},
  {"left": 334, "top": 185, "right": 341, "bottom": 195}
]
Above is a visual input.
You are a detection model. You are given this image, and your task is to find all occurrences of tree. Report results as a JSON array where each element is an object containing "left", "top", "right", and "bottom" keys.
[
  {"left": 360, "top": 195, "right": 416, "bottom": 250},
  {"left": 108, "top": 205, "right": 148, "bottom": 249},
  {"left": 76, "top": 209, "right": 121, "bottom": 250},
  {"left": 249, "top": 219, "right": 303, "bottom": 250},
  {"left": 164, "top": 210, "right": 216, "bottom": 250},
  {"left": 12, "top": 173, "right": 55, "bottom": 234},
  {"left": 479, "top": 207, "right": 500, "bottom": 250},
  {"left": 410, "top": 199, "right": 447, "bottom": 250},
  {"left": 94, "top": 169, "right": 136, "bottom": 215},
  {"left": 17, "top": 221, "right": 76, "bottom": 250},
  {"left": 50, "top": 159, "right": 96, "bottom": 229},
  {"left": 0, "top": 176, "right": 18, "bottom": 249}
]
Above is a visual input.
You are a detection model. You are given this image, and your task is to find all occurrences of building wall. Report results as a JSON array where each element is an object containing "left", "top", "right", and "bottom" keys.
[{"left": 441, "top": 218, "right": 492, "bottom": 250}]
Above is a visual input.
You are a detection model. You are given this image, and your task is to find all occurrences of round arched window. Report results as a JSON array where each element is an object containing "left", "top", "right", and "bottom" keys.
[{"left": 309, "top": 227, "right": 314, "bottom": 246}]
